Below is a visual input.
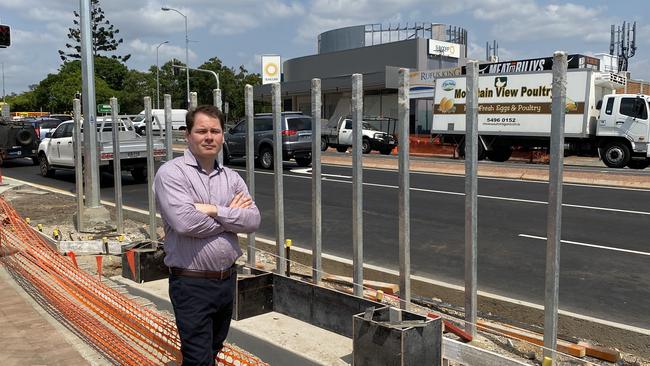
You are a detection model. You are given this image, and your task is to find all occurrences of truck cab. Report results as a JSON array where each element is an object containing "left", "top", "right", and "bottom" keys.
[{"left": 596, "top": 94, "right": 650, "bottom": 169}]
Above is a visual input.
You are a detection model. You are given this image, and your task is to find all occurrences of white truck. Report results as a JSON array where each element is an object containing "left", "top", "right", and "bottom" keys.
[
  {"left": 132, "top": 109, "right": 187, "bottom": 135},
  {"left": 321, "top": 116, "right": 398, "bottom": 154},
  {"left": 37, "top": 116, "right": 166, "bottom": 182},
  {"left": 431, "top": 69, "right": 650, "bottom": 169}
]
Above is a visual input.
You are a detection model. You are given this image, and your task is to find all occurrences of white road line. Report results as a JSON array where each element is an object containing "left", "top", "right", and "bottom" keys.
[
  {"left": 518, "top": 234, "right": 650, "bottom": 257},
  {"left": 231, "top": 167, "right": 650, "bottom": 216}
]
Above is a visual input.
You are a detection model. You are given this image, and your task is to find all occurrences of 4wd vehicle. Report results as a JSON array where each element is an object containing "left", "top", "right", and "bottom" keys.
[
  {"left": 37, "top": 116, "right": 166, "bottom": 182},
  {"left": 321, "top": 116, "right": 397, "bottom": 154},
  {"left": 0, "top": 118, "right": 40, "bottom": 165},
  {"left": 223, "top": 112, "right": 312, "bottom": 169}
]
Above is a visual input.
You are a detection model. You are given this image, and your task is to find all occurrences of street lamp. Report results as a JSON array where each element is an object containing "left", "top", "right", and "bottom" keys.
[
  {"left": 156, "top": 40, "right": 169, "bottom": 109},
  {"left": 161, "top": 6, "right": 190, "bottom": 108}
]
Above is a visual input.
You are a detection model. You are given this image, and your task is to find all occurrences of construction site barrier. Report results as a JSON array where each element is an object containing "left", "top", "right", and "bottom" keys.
[{"left": 0, "top": 196, "right": 268, "bottom": 366}]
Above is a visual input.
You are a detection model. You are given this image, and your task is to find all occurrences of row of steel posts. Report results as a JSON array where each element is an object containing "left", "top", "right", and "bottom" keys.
[{"left": 72, "top": 53, "right": 568, "bottom": 361}]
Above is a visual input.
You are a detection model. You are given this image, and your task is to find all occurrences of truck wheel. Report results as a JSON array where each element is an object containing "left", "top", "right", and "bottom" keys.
[
  {"left": 627, "top": 159, "right": 649, "bottom": 170},
  {"left": 600, "top": 142, "right": 630, "bottom": 168},
  {"left": 39, "top": 154, "right": 55, "bottom": 177},
  {"left": 379, "top": 147, "right": 392, "bottom": 155},
  {"left": 131, "top": 167, "right": 147, "bottom": 183},
  {"left": 486, "top": 147, "right": 512, "bottom": 162},
  {"left": 362, "top": 138, "right": 372, "bottom": 154},
  {"left": 257, "top": 146, "right": 273, "bottom": 169},
  {"left": 321, "top": 138, "right": 328, "bottom": 151},
  {"left": 336, "top": 146, "right": 348, "bottom": 153},
  {"left": 295, "top": 157, "right": 311, "bottom": 167},
  {"left": 457, "top": 141, "right": 486, "bottom": 161}
]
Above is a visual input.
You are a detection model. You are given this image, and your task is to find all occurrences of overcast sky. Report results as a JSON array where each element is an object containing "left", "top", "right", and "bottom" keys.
[{"left": 0, "top": 0, "right": 648, "bottom": 96}]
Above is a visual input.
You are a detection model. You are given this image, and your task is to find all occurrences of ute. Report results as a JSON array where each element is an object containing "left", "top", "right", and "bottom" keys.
[{"left": 37, "top": 115, "right": 166, "bottom": 181}]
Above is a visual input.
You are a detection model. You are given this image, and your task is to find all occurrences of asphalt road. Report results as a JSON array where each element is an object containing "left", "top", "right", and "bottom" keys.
[{"left": 3, "top": 157, "right": 650, "bottom": 330}]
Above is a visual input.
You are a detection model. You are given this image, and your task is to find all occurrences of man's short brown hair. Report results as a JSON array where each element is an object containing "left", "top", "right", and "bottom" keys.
[{"left": 186, "top": 105, "right": 225, "bottom": 131}]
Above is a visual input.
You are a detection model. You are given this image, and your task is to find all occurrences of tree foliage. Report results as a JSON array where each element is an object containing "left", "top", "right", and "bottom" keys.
[
  {"left": 58, "top": 0, "right": 130, "bottom": 62},
  {"left": 8, "top": 55, "right": 262, "bottom": 115}
]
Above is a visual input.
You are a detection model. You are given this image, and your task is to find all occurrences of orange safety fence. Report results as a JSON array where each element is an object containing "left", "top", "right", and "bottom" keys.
[{"left": 0, "top": 197, "right": 268, "bottom": 366}]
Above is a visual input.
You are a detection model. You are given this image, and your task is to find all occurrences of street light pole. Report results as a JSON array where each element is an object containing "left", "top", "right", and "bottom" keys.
[
  {"left": 161, "top": 7, "right": 190, "bottom": 108},
  {"left": 156, "top": 40, "right": 169, "bottom": 109}
]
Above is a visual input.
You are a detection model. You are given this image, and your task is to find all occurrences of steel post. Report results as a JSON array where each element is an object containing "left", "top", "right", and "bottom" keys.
[
  {"left": 213, "top": 88, "right": 223, "bottom": 110},
  {"left": 272, "top": 83, "right": 285, "bottom": 275},
  {"left": 213, "top": 89, "right": 224, "bottom": 166},
  {"left": 398, "top": 69, "right": 411, "bottom": 309},
  {"left": 79, "top": 0, "right": 100, "bottom": 208},
  {"left": 144, "top": 97, "right": 157, "bottom": 241},
  {"left": 311, "top": 78, "right": 322, "bottom": 284},
  {"left": 164, "top": 94, "right": 173, "bottom": 161},
  {"left": 110, "top": 97, "right": 124, "bottom": 234},
  {"left": 73, "top": 99, "right": 84, "bottom": 231},
  {"left": 245, "top": 84, "right": 256, "bottom": 266},
  {"left": 352, "top": 73, "right": 364, "bottom": 297},
  {"left": 464, "top": 60, "right": 479, "bottom": 337},
  {"left": 190, "top": 92, "right": 198, "bottom": 110},
  {"left": 543, "top": 51, "right": 568, "bottom": 362}
]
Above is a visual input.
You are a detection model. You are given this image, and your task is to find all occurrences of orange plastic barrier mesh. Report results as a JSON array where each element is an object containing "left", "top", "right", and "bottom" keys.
[{"left": 0, "top": 197, "right": 268, "bottom": 366}]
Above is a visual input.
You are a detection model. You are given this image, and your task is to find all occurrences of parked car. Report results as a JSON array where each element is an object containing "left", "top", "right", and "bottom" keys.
[
  {"left": 321, "top": 116, "right": 397, "bottom": 154},
  {"left": 37, "top": 116, "right": 166, "bottom": 181},
  {"left": 32, "top": 117, "right": 65, "bottom": 140},
  {"left": 47, "top": 114, "right": 73, "bottom": 123},
  {"left": 223, "top": 112, "right": 312, "bottom": 169},
  {"left": 0, "top": 117, "right": 40, "bottom": 165}
]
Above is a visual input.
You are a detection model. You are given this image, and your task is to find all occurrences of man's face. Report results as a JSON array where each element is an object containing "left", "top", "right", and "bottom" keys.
[{"left": 186, "top": 112, "right": 223, "bottom": 161}]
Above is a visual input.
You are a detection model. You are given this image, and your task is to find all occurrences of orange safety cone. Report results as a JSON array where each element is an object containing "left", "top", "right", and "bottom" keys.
[
  {"left": 67, "top": 251, "right": 78, "bottom": 269},
  {"left": 96, "top": 255, "right": 103, "bottom": 280},
  {"left": 126, "top": 250, "right": 136, "bottom": 280}
]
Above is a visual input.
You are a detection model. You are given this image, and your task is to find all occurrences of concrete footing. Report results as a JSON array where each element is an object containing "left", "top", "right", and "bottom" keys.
[{"left": 74, "top": 206, "right": 114, "bottom": 233}]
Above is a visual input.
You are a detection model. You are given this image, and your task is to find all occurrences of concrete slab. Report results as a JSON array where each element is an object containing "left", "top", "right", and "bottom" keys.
[
  {"left": 0, "top": 267, "right": 108, "bottom": 365},
  {"left": 111, "top": 276, "right": 354, "bottom": 366}
]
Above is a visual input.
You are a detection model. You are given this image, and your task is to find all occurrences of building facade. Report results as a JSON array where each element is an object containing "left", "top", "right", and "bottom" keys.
[{"left": 255, "top": 23, "right": 468, "bottom": 135}]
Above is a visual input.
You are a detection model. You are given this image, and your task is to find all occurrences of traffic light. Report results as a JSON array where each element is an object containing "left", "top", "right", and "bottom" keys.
[{"left": 0, "top": 25, "right": 10, "bottom": 48}]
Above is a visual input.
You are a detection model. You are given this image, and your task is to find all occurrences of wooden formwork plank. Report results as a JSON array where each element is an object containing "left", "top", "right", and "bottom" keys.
[{"left": 477, "top": 320, "right": 586, "bottom": 358}]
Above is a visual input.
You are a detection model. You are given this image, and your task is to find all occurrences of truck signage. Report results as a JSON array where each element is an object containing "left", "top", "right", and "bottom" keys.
[{"left": 432, "top": 70, "right": 590, "bottom": 136}]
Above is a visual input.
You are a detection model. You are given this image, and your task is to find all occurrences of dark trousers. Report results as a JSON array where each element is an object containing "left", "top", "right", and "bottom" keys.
[{"left": 169, "top": 273, "right": 236, "bottom": 366}]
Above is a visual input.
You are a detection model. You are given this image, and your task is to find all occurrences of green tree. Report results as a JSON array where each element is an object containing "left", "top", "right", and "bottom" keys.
[
  {"left": 4, "top": 92, "right": 37, "bottom": 112},
  {"left": 118, "top": 69, "right": 155, "bottom": 114},
  {"left": 193, "top": 57, "right": 262, "bottom": 123},
  {"left": 58, "top": 0, "right": 131, "bottom": 62},
  {"left": 32, "top": 62, "right": 117, "bottom": 113}
]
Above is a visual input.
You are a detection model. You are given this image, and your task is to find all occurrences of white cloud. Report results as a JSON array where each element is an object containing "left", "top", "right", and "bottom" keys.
[{"left": 125, "top": 39, "right": 197, "bottom": 70}]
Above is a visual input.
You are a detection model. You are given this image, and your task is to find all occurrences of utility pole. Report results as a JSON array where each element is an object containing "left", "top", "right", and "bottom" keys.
[{"left": 76, "top": 0, "right": 112, "bottom": 231}]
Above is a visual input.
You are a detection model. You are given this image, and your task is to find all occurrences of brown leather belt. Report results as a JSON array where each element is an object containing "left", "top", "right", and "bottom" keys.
[{"left": 169, "top": 266, "right": 236, "bottom": 280}]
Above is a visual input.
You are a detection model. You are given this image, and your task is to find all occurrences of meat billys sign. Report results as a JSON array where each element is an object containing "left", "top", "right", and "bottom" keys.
[{"left": 460, "top": 54, "right": 601, "bottom": 75}]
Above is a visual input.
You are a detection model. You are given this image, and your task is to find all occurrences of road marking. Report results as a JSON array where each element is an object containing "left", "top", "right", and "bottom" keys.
[
  {"left": 519, "top": 234, "right": 650, "bottom": 257},
  {"left": 238, "top": 168, "right": 650, "bottom": 216}
]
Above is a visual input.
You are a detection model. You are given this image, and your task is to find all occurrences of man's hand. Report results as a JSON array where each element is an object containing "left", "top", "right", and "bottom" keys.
[
  {"left": 229, "top": 192, "right": 253, "bottom": 209},
  {"left": 194, "top": 203, "right": 217, "bottom": 217}
]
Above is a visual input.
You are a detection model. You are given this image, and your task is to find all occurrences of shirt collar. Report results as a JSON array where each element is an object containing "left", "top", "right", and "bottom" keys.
[{"left": 183, "top": 149, "right": 222, "bottom": 174}]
